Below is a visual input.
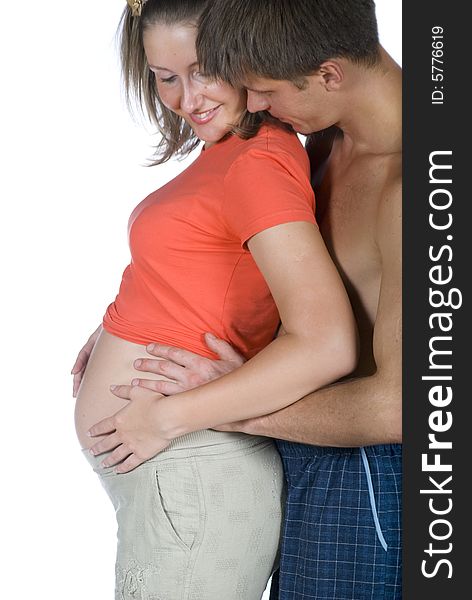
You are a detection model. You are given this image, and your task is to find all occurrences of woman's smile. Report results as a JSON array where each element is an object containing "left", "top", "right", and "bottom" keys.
[
  {"left": 189, "top": 104, "right": 222, "bottom": 124},
  {"left": 143, "top": 23, "right": 247, "bottom": 145}
]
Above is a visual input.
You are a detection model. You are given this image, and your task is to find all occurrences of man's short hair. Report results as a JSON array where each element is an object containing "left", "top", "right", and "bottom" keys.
[{"left": 197, "top": 0, "right": 380, "bottom": 85}]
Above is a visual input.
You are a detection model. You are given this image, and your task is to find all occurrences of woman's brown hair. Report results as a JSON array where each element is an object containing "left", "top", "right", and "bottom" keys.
[{"left": 119, "top": 0, "right": 274, "bottom": 165}]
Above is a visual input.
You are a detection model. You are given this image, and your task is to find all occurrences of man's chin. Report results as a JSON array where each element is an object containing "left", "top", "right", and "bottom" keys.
[
  {"left": 292, "top": 124, "right": 312, "bottom": 135},
  {"left": 271, "top": 115, "right": 311, "bottom": 135},
  {"left": 281, "top": 120, "right": 309, "bottom": 134}
]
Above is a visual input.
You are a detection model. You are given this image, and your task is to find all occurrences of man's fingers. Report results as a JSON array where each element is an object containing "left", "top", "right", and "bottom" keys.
[
  {"left": 71, "top": 346, "right": 92, "bottom": 373},
  {"left": 204, "top": 333, "right": 245, "bottom": 365},
  {"left": 72, "top": 372, "right": 83, "bottom": 398},
  {"left": 111, "top": 383, "right": 165, "bottom": 403},
  {"left": 71, "top": 355, "right": 86, "bottom": 375},
  {"left": 134, "top": 358, "right": 187, "bottom": 382},
  {"left": 134, "top": 357, "right": 165, "bottom": 374},
  {"left": 71, "top": 362, "right": 81, "bottom": 375},
  {"left": 145, "top": 343, "right": 199, "bottom": 368},
  {"left": 132, "top": 378, "right": 184, "bottom": 396}
]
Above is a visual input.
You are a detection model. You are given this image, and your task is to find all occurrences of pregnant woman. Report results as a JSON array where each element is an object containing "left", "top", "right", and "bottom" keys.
[{"left": 72, "top": 1, "right": 357, "bottom": 598}]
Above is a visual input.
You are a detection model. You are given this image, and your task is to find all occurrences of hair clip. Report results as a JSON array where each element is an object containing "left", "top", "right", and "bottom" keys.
[{"left": 127, "top": 0, "right": 144, "bottom": 17}]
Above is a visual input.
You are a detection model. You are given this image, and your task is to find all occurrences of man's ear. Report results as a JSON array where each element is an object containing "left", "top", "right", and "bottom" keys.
[{"left": 318, "top": 61, "right": 344, "bottom": 91}]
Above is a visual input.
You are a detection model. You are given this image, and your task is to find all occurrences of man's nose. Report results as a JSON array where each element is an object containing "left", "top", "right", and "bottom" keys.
[{"left": 246, "top": 91, "right": 270, "bottom": 113}]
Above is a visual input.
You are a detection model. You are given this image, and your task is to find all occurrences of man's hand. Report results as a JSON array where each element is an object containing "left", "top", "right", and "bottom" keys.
[
  {"left": 87, "top": 385, "right": 174, "bottom": 473},
  {"left": 131, "top": 333, "right": 245, "bottom": 394},
  {"left": 71, "top": 325, "right": 102, "bottom": 397}
]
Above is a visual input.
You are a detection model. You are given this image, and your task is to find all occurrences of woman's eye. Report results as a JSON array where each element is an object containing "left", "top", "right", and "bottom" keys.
[
  {"left": 151, "top": 71, "right": 177, "bottom": 84},
  {"left": 159, "top": 75, "right": 177, "bottom": 84}
]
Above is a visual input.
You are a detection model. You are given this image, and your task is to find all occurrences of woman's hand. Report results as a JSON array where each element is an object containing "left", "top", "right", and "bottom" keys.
[
  {"left": 131, "top": 333, "right": 246, "bottom": 395},
  {"left": 87, "top": 384, "right": 177, "bottom": 473},
  {"left": 71, "top": 325, "right": 102, "bottom": 397}
]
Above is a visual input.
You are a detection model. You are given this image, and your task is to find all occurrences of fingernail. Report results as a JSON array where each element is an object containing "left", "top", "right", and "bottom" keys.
[
  {"left": 131, "top": 379, "right": 139, "bottom": 386},
  {"left": 89, "top": 448, "right": 96, "bottom": 455},
  {"left": 135, "top": 359, "right": 142, "bottom": 368},
  {"left": 147, "top": 344, "right": 155, "bottom": 352},
  {"left": 206, "top": 333, "right": 216, "bottom": 340},
  {"left": 110, "top": 385, "right": 117, "bottom": 391}
]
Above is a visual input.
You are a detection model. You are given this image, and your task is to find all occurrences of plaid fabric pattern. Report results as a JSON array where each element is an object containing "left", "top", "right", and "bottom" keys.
[{"left": 270, "top": 443, "right": 402, "bottom": 600}]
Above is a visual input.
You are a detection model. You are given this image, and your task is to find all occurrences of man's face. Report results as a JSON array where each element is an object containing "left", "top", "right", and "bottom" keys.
[{"left": 243, "top": 74, "right": 336, "bottom": 135}]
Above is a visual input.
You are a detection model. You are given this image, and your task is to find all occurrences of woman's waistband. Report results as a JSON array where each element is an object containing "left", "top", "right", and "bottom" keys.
[{"left": 82, "top": 429, "right": 273, "bottom": 471}]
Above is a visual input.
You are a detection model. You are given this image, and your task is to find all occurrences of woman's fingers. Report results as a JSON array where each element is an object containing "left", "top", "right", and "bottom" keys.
[
  {"left": 100, "top": 443, "right": 133, "bottom": 469},
  {"left": 90, "top": 432, "right": 122, "bottom": 458},
  {"left": 88, "top": 414, "right": 118, "bottom": 438},
  {"left": 114, "top": 453, "right": 148, "bottom": 474},
  {"left": 109, "top": 384, "right": 134, "bottom": 400}
]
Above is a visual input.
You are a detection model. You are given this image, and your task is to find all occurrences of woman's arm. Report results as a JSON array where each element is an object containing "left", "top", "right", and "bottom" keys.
[
  {"left": 88, "top": 221, "right": 358, "bottom": 471},
  {"left": 164, "top": 221, "right": 358, "bottom": 428}
]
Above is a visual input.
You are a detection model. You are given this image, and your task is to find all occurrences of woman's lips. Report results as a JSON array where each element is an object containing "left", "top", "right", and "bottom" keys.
[{"left": 189, "top": 105, "right": 221, "bottom": 124}]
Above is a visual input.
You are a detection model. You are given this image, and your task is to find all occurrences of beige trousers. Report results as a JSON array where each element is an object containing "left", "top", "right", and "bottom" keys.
[{"left": 83, "top": 429, "right": 284, "bottom": 600}]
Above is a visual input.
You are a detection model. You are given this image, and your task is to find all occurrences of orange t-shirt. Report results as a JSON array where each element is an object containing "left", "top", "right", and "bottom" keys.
[{"left": 103, "top": 125, "right": 316, "bottom": 359}]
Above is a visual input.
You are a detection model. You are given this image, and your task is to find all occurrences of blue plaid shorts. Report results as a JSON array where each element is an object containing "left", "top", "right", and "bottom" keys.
[{"left": 269, "top": 443, "right": 402, "bottom": 600}]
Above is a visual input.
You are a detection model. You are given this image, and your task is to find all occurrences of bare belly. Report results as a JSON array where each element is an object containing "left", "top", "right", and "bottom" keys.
[{"left": 74, "top": 329, "right": 171, "bottom": 449}]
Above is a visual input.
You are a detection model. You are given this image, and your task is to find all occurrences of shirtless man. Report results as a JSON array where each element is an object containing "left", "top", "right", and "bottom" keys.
[{"left": 85, "top": 1, "right": 401, "bottom": 598}]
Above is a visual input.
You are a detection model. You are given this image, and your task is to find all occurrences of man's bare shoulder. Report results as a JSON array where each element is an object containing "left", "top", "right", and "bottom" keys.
[
  {"left": 354, "top": 149, "right": 401, "bottom": 212},
  {"left": 378, "top": 152, "right": 402, "bottom": 208},
  {"left": 358, "top": 147, "right": 401, "bottom": 186},
  {"left": 375, "top": 152, "right": 402, "bottom": 252}
]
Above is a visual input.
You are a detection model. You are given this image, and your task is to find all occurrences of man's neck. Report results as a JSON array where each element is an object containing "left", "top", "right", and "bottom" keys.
[{"left": 335, "top": 47, "right": 402, "bottom": 157}]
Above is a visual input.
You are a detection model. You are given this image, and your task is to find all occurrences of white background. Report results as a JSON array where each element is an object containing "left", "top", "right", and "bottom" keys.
[{"left": 0, "top": 2, "right": 401, "bottom": 598}]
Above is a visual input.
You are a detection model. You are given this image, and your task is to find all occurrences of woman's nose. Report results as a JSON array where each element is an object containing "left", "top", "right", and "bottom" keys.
[{"left": 180, "top": 81, "right": 202, "bottom": 114}]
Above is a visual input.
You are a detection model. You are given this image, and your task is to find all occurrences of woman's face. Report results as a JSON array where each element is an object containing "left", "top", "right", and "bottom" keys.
[{"left": 143, "top": 22, "right": 247, "bottom": 146}]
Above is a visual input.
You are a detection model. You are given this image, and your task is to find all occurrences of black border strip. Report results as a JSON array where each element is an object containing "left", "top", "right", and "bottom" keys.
[{"left": 403, "top": 1, "right": 468, "bottom": 596}]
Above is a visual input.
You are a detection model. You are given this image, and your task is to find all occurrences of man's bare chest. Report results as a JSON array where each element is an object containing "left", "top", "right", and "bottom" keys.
[
  {"left": 320, "top": 170, "right": 378, "bottom": 260},
  {"left": 315, "top": 162, "right": 382, "bottom": 322}
]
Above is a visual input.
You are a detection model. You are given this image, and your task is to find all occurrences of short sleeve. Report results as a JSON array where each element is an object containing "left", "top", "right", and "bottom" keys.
[{"left": 222, "top": 143, "right": 317, "bottom": 247}]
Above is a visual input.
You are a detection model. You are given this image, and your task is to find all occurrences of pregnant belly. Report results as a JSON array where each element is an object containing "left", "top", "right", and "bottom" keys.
[{"left": 74, "top": 329, "right": 172, "bottom": 449}]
